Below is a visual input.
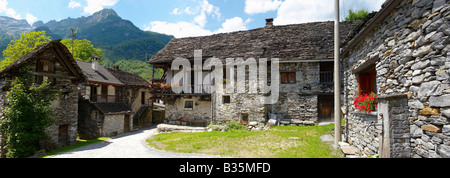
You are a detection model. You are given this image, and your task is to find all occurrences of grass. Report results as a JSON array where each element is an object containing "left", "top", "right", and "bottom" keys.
[
  {"left": 146, "top": 124, "right": 343, "bottom": 158},
  {"left": 39, "top": 137, "right": 110, "bottom": 158}
]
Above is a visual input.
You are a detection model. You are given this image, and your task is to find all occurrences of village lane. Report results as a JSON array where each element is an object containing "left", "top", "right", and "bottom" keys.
[{"left": 50, "top": 125, "right": 220, "bottom": 158}]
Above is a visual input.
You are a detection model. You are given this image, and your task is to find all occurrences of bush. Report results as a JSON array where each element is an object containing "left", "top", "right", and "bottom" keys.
[
  {"left": 0, "top": 67, "right": 57, "bottom": 158},
  {"left": 228, "top": 120, "right": 245, "bottom": 131}
]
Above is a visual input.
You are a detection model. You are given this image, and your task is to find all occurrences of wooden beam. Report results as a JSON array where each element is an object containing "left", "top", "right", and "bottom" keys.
[
  {"left": 52, "top": 46, "right": 81, "bottom": 79},
  {"left": 32, "top": 72, "right": 78, "bottom": 79}
]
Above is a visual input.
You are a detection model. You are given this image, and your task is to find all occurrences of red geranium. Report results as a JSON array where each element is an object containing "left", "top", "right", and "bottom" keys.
[{"left": 353, "top": 92, "right": 378, "bottom": 113}]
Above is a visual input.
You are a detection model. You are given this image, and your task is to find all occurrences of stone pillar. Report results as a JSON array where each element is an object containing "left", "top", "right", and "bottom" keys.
[{"left": 378, "top": 94, "right": 411, "bottom": 158}]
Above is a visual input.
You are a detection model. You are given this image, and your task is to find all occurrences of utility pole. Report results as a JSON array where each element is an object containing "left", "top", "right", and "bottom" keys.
[
  {"left": 334, "top": 0, "right": 342, "bottom": 149},
  {"left": 70, "top": 28, "right": 76, "bottom": 55}
]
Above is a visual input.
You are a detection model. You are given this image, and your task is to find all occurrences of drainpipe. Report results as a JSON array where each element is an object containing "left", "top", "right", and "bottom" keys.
[{"left": 334, "top": 0, "right": 342, "bottom": 149}]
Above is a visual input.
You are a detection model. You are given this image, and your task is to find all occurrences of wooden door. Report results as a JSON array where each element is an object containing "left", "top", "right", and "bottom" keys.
[
  {"left": 318, "top": 95, "right": 334, "bottom": 122},
  {"left": 124, "top": 115, "right": 130, "bottom": 133},
  {"left": 58, "top": 125, "right": 69, "bottom": 146}
]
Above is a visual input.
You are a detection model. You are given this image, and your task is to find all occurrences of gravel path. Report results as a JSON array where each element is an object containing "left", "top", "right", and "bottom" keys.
[{"left": 50, "top": 125, "right": 220, "bottom": 158}]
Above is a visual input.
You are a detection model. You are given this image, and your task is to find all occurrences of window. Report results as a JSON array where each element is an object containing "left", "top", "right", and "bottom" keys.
[
  {"left": 223, "top": 95, "right": 231, "bottom": 104},
  {"left": 37, "top": 59, "right": 55, "bottom": 85},
  {"left": 281, "top": 72, "right": 296, "bottom": 84},
  {"left": 320, "top": 62, "right": 333, "bottom": 84},
  {"left": 241, "top": 114, "right": 249, "bottom": 125},
  {"left": 358, "top": 67, "right": 377, "bottom": 95},
  {"left": 184, "top": 100, "right": 194, "bottom": 111}
]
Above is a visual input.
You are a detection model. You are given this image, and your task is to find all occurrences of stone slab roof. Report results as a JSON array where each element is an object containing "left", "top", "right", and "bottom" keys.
[
  {"left": 107, "top": 68, "right": 149, "bottom": 87},
  {"left": 0, "top": 40, "right": 86, "bottom": 83},
  {"left": 92, "top": 102, "right": 132, "bottom": 115},
  {"left": 76, "top": 60, "right": 123, "bottom": 86},
  {"left": 149, "top": 21, "right": 363, "bottom": 64}
]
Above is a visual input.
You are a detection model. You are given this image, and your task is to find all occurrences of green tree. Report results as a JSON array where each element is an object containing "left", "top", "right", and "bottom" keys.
[
  {"left": 0, "top": 67, "right": 57, "bottom": 158},
  {"left": 1, "top": 31, "right": 51, "bottom": 70},
  {"left": 61, "top": 39, "right": 102, "bottom": 62},
  {"left": 345, "top": 9, "right": 369, "bottom": 21}
]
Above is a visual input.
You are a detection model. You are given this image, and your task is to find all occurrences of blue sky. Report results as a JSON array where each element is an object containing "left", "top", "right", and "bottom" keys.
[{"left": 1, "top": 0, "right": 386, "bottom": 38}]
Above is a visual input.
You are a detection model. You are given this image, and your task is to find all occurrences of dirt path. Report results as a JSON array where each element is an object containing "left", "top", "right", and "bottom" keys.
[{"left": 50, "top": 125, "right": 220, "bottom": 158}]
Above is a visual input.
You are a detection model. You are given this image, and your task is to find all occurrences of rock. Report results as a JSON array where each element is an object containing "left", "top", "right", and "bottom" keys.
[
  {"left": 411, "top": 125, "right": 423, "bottom": 138},
  {"left": 412, "top": 74, "right": 425, "bottom": 84},
  {"left": 419, "top": 107, "right": 440, "bottom": 116},
  {"left": 268, "top": 119, "right": 277, "bottom": 125},
  {"left": 341, "top": 145, "right": 358, "bottom": 155},
  {"left": 411, "top": 60, "right": 431, "bottom": 70},
  {"left": 443, "top": 125, "right": 450, "bottom": 136},
  {"left": 442, "top": 109, "right": 450, "bottom": 118},
  {"left": 426, "top": 19, "right": 444, "bottom": 33},
  {"left": 421, "top": 124, "right": 441, "bottom": 133},
  {"left": 409, "top": 100, "right": 425, "bottom": 109},
  {"left": 437, "top": 144, "right": 450, "bottom": 158},
  {"left": 413, "top": 46, "right": 433, "bottom": 57},
  {"left": 248, "top": 121, "right": 258, "bottom": 126},
  {"left": 430, "top": 94, "right": 450, "bottom": 107},
  {"left": 432, "top": 0, "right": 446, "bottom": 13}
]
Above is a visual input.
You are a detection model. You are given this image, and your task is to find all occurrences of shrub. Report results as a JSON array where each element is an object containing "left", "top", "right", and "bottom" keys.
[
  {"left": 0, "top": 67, "right": 57, "bottom": 158},
  {"left": 228, "top": 120, "right": 245, "bottom": 131}
]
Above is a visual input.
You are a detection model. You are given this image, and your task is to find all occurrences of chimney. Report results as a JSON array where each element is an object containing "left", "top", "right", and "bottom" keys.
[
  {"left": 91, "top": 55, "right": 100, "bottom": 71},
  {"left": 112, "top": 65, "right": 120, "bottom": 71},
  {"left": 265, "top": 18, "right": 274, "bottom": 28}
]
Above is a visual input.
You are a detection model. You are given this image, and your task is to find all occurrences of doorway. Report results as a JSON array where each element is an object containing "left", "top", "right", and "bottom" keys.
[
  {"left": 124, "top": 115, "right": 131, "bottom": 133},
  {"left": 58, "top": 125, "right": 69, "bottom": 146},
  {"left": 318, "top": 95, "right": 334, "bottom": 123}
]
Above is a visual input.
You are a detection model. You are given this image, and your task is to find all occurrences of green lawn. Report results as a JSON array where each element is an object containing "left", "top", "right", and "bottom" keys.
[{"left": 146, "top": 124, "right": 343, "bottom": 158}]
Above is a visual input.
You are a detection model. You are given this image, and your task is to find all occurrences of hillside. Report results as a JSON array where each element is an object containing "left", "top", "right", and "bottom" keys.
[{"left": 0, "top": 9, "right": 173, "bottom": 79}]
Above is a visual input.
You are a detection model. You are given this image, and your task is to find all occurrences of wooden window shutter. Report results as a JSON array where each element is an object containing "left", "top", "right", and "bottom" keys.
[
  {"left": 288, "top": 72, "right": 296, "bottom": 83},
  {"left": 281, "top": 72, "right": 288, "bottom": 84}
]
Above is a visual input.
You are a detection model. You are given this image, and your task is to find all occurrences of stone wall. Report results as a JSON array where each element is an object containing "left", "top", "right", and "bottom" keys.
[
  {"left": 77, "top": 99, "right": 104, "bottom": 139},
  {"left": 165, "top": 96, "right": 212, "bottom": 122},
  {"left": 102, "top": 115, "right": 126, "bottom": 137},
  {"left": 343, "top": 0, "right": 450, "bottom": 158}
]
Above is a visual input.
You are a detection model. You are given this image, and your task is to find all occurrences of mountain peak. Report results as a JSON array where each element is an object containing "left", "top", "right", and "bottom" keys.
[
  {"left": 93, "top": 9, "right": 118, "bottom": 18},
  {"left": 88, "top": 8, "right": 119, "bottom": 24}
]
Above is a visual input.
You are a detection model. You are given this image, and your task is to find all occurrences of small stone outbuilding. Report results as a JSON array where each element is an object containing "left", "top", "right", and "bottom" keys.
[{"left": 0, "top": 40, "right": 86, "bottom": 157}]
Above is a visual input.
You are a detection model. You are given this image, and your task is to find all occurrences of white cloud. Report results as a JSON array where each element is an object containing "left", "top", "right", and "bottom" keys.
[
  {"left": 83, "top": 0, "right": 119, "bottom": 14},
  {"left": 145, "top": 17, "right": 250, "bottom": 38},
  {"left": 216, "top": 17, "right": 250, "bottom": 34},
  {"left": 171, "top": 8, "right": 181, "bottom": 15},
  {"left": 274, "top": 0, "right": 334, "bottom": 25},
  {"left": 25, "top": 13, "right": 38, "bottom": 25},
  {"left": 245, "top": 0, "right": 282, "bottom": 15},
  {"left": 150, "top": 0, "right": 230, "bottom": 38},
  {"left": 184, "top": 7, "right": 196, "bottom": 15},
  {"left": 145, "top": 21, "right": 213, "bottom": 38},
  {"left": 68, "top": 0, "right": 82, "bottom": 9},
  {"left": 273, "top": 0, "right": 386, "bottom": 26},
  {"left": 0, "top": 0, "right": 22, "bottom": 20}
]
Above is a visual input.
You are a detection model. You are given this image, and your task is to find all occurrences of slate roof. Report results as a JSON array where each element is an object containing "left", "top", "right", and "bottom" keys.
[
  {"left": 76, "top": 60, "right": 123, "bottom": 86},
  {"left": 149, "top": 20, "right": 363, "bottom": 64},
  {"left": 0, "top": 40, "right": 86, "bottom": 83},
  {"left": 107, "top": 68, "right": 150, "bottom": 87},
  {"left": 92, "top": 102, "right": 132, "bottom": 115}
]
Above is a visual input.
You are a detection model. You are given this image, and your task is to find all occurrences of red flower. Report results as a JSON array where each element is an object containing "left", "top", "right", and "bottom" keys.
[{"left": 353, "top": 93, "right": 378, "bottom": 113}]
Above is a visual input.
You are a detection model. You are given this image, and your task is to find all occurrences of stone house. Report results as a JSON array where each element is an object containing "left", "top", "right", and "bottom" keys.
[
  {"left": 0, "top": 40, "right": 86, "bottom": 156},
  {"left": 149, "top": 19, "right": 361, "bottom": 125},
  {"left": 77, "top": 60, "right": 153, "bottom": 139},
  {"left": 107, "top": 65, "right": 153, "bottom": 127},
  {"left": 342, "top": 0, "right": 450, "bottom": 158},
  {"left": 77, "top": 59, "right": 133, "bottom": 138}
]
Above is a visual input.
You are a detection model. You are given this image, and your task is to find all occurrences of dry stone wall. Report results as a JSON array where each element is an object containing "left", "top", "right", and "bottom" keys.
[{"left": 343, "top": 0, "right": 450, "bottom": 158}]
